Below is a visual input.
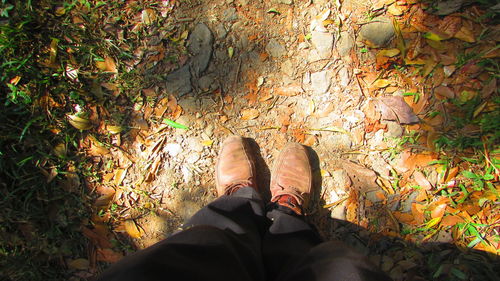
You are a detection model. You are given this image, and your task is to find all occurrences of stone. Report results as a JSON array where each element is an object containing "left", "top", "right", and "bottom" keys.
[
  {"left": 186, "top": 137, "right": 204, "bottom": 153},
  {"left": 384, "top": 121, "right": 403, "bottom": 137},
  {"left": 186, "top": 153, "right": 201, "bottom": 164},
  {"left": 338, "top": 67, "right": 350, "bottom": 87},
  {"left": 281, "top": 60, "right": 294, "bottom": 77},
  {"left": 401, "top": 191, "right": 419, "bottom": 213},
  {"left": 330, "top": 169, "right": 351, "bottom": 191},
  {"left": 188, "top": 23, "right": 214, "bottom": 76},
  {"left": 223, "top": 7, "right": 238, "bottom": 21},
  {"left": 360, "top": 17, "right": 395, "bottom": 47},
  {"left": 204, "top": 124, "right": 214, "bottom": 137},
  {"left": 197, "top": 74, "right": 216, "bottom": 91},
  {"left": 336, "top": 31, "right": 354, "bottom": 57},
  {"left": 311, "top": 31, "right": 334, "bottom": 59},
  {"left": 265, "top": 38, "right": 286, "bottom": 58},
  {"left": 214, "top": 23, "right": 227, "bottom": 40},
  {"left": 311, "top": 70, "right": 330, "bottom": 95},
  {"left": 165, "top": 143, "right": 182, "bottom": 157},
  {"left": 273, "top": 0, "right": 293, "bottom": 4},
  {"left": 165, "top": 65, "right": 192, "bottom": 96}
]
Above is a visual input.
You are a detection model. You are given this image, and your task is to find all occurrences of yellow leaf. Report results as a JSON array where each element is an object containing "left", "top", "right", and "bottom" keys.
[
  {"left": 423, "top": 32, "right": 444, "bottom": 41},
  {"left": 372, "top": 79, "right": 392, "bottom": 88},
  {"left": 96, "top": 57, "right": 117, "bottom": 73},
  {"left": 124, "top": 220, "right": 142, "bottom": 238},
  {"left": 240, "top": 108, "right": 260, "bottom": 120},
  {"left": 425, "top": 217, "right": 442, "bottom": 229},
  {"left": 201, "top": 140, "right": 214, "bottom": 146},
  {"left": 68, "top": 258, "right": 89, "bottom": 270},
  {"left": 53, "top": 143, "right": 67, "bottom": 158},
  {"left": 404, "top": 58, "right": 426, "bottom": 65},
  {"left": 377, "top": 49, "right": 400, "bottom": 57},
  {"left": 49, "top": 38, "right": 59, "bottom": 64},
  {"left": 141, "top": 8, "right": 157, "bottom": 25},
  {"left": 67, "top": 114, "right": 92, "bottom": 130},
  {"left": 106, "top": 125, "right": 123, "bottom": 134}
]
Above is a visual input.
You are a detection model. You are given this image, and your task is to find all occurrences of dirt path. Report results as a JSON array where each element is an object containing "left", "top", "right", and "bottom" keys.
[{"left": 84, "top": 0, "right": 499, "bottom": 280}]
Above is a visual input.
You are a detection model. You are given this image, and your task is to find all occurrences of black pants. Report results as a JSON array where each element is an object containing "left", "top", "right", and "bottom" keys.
[{"left": 97, "top": 187, "right": 392, "bottom": 281}]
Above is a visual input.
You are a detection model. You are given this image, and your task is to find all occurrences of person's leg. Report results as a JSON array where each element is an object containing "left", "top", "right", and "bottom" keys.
[
  {"left": 276, "top": 241, "right": 393, "bottom": 281},
  {"left": 97, "top": 136, "right": 268, "bottom": 281},
  {"left": 262, "top": 143, "right": 323, "bottom": 280},
  {"left": 263, "top": 143, "right": 391, "bottom": 281}
]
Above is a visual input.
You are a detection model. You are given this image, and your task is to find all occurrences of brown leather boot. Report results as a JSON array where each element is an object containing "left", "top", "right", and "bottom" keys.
[
  {"left": 270, "top": 142, "right": 312, "bottom": 215},
  {"left": 215, "top": 136, "right": 258, "bottom": 196}
]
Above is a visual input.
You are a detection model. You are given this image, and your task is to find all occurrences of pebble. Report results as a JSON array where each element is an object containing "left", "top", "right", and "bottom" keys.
[
  {"left": 311, "top": 31, "right": 334, "bottom": 59},
  {"left": 338, "top": 67, "right": 350, "bottom": 87},
  {"left": 223, "top": 7, "right": 238, "bottom": 21},
  {"left": 165, "top": 143, "right": 182, "bottom": 157},
  {"left": 188, "top": 23, "right": 214, "bottom": 76},
  {"left": 273, "top": 0, "right": 293, "bottom": 4},
  {"left": 214, "top": 23, "right": 227, "bottom": 40},
  {"left": 265, "top": 38, "right": 287, "bottom": 58},
  {"left": 360, "top": 17, "right": 394, "bottom": 47},
  {"left": 384, "top": 121, "right": 403, "bottom": 137},
  {"left": 165, "top": 65, "right": 192, "bottom": 96},
  {"left": 336, "top": 31, "right": 354, "bottom": 57},
  {"left": 186, "top": 137, "right": 204, "bottom": 153},
  {"left": 311, "top": 70, "right": 330, "bottom": 95},
  {"left": 281, "top": 60, "right": 294, "bottom": 77}
]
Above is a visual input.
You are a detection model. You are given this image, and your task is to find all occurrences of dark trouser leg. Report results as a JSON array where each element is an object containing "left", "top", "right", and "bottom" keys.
[
  {"left": 277, "top": 241, "right": 393, "bottom": 281},
  {"left": 263, "top": 204, "right": 323, "bottom": 280},
  {"left": 97, "top": 187, "right": 268, "bottom": 281}
]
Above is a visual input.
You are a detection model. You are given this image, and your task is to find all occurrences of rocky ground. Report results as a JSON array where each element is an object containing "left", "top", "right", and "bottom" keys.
[{"left": 79, "top": 0, "right": 499, "bottom": 280}]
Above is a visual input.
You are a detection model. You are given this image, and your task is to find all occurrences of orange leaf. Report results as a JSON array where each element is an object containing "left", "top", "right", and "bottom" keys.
[
  {"left": 240, "top": 108, "right": 260, "bottom": 120},
  {"left": 413, "top": 171, "right": 433, "bottom": 190},
  {"left": 96, "top": 248, "right": 123, "bottom": 263},
  {"left": 441, "top": 215, "right": 464, "bottom": 226},
  {"left": 411, "top": 203, "right": 425, "bottom": 225},
  {"left": 275, "top": 84, "right": 303, "bottom": 96},
  {"left": 124, "top": 220, "right": 142, "bottom": 238},
  {"left": 393, "top": 211, "right": 415, "bottom": 224}
]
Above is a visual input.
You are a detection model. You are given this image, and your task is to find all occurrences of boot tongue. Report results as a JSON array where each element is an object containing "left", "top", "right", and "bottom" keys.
[{"left": 276, "top": 195, "right": 302, "bottom": 215}]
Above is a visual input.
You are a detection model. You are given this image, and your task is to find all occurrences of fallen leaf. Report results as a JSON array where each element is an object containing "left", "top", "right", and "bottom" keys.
[
  {"left": 372, "top": 79, "right": 392, "bottom": 88},
  {"left": 96, "top": 248, "right": 123, "bottom": 263},
  {"left": 377, "top": 96, "right": 419, "bottom": 124},
  {"left": 454, "top": 25, "right": 475, "bottom": 42},
  {"left": 377, "top": 49, "right": 401, "bottom": 57},
  {"left": 393, "top": 211, "right": 414, "bottom": 224},
  {"left": 67, "top": 114, "right": 92, "bottom": 130},
  {"left": 275, "top": 84, "right": 303, "bottom": 96},
  {"left": 423, "top": 31, "right": 445, "bottom": 41},
  {"left": 114, "top": 168, "right": 127, "bottom": 186},
  {"left": 341, "top": 160, "right": 379, "bottom": 192},
  {"left": 412, "top": 203, "right": 425, "bottom": 225},
  {"left": 96, "top": 57, "right": 117, "bottom": 73},
  {"left": 68, "top": 258, "right": 89, "bottom": 270},
  {"left": 201, "top": 140, "right": 214, "bottom": 146},
  {"left": 141, "top": 8, "right": 157, "bottom": 25},
  {"left": 413, "top": 171, "right": 433, "bottom": 190},
  {"left": 240, "top": 108, "right": 260, "bottom": 120},
  {"left": 124, "top": 220, "right": 142, "bottom": 238},
  {"left": 441, "top": 215, "right": 464, "bottom": 226},
  {"left": 434, "top": 85, "right": 455, "bottom": 99}
]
